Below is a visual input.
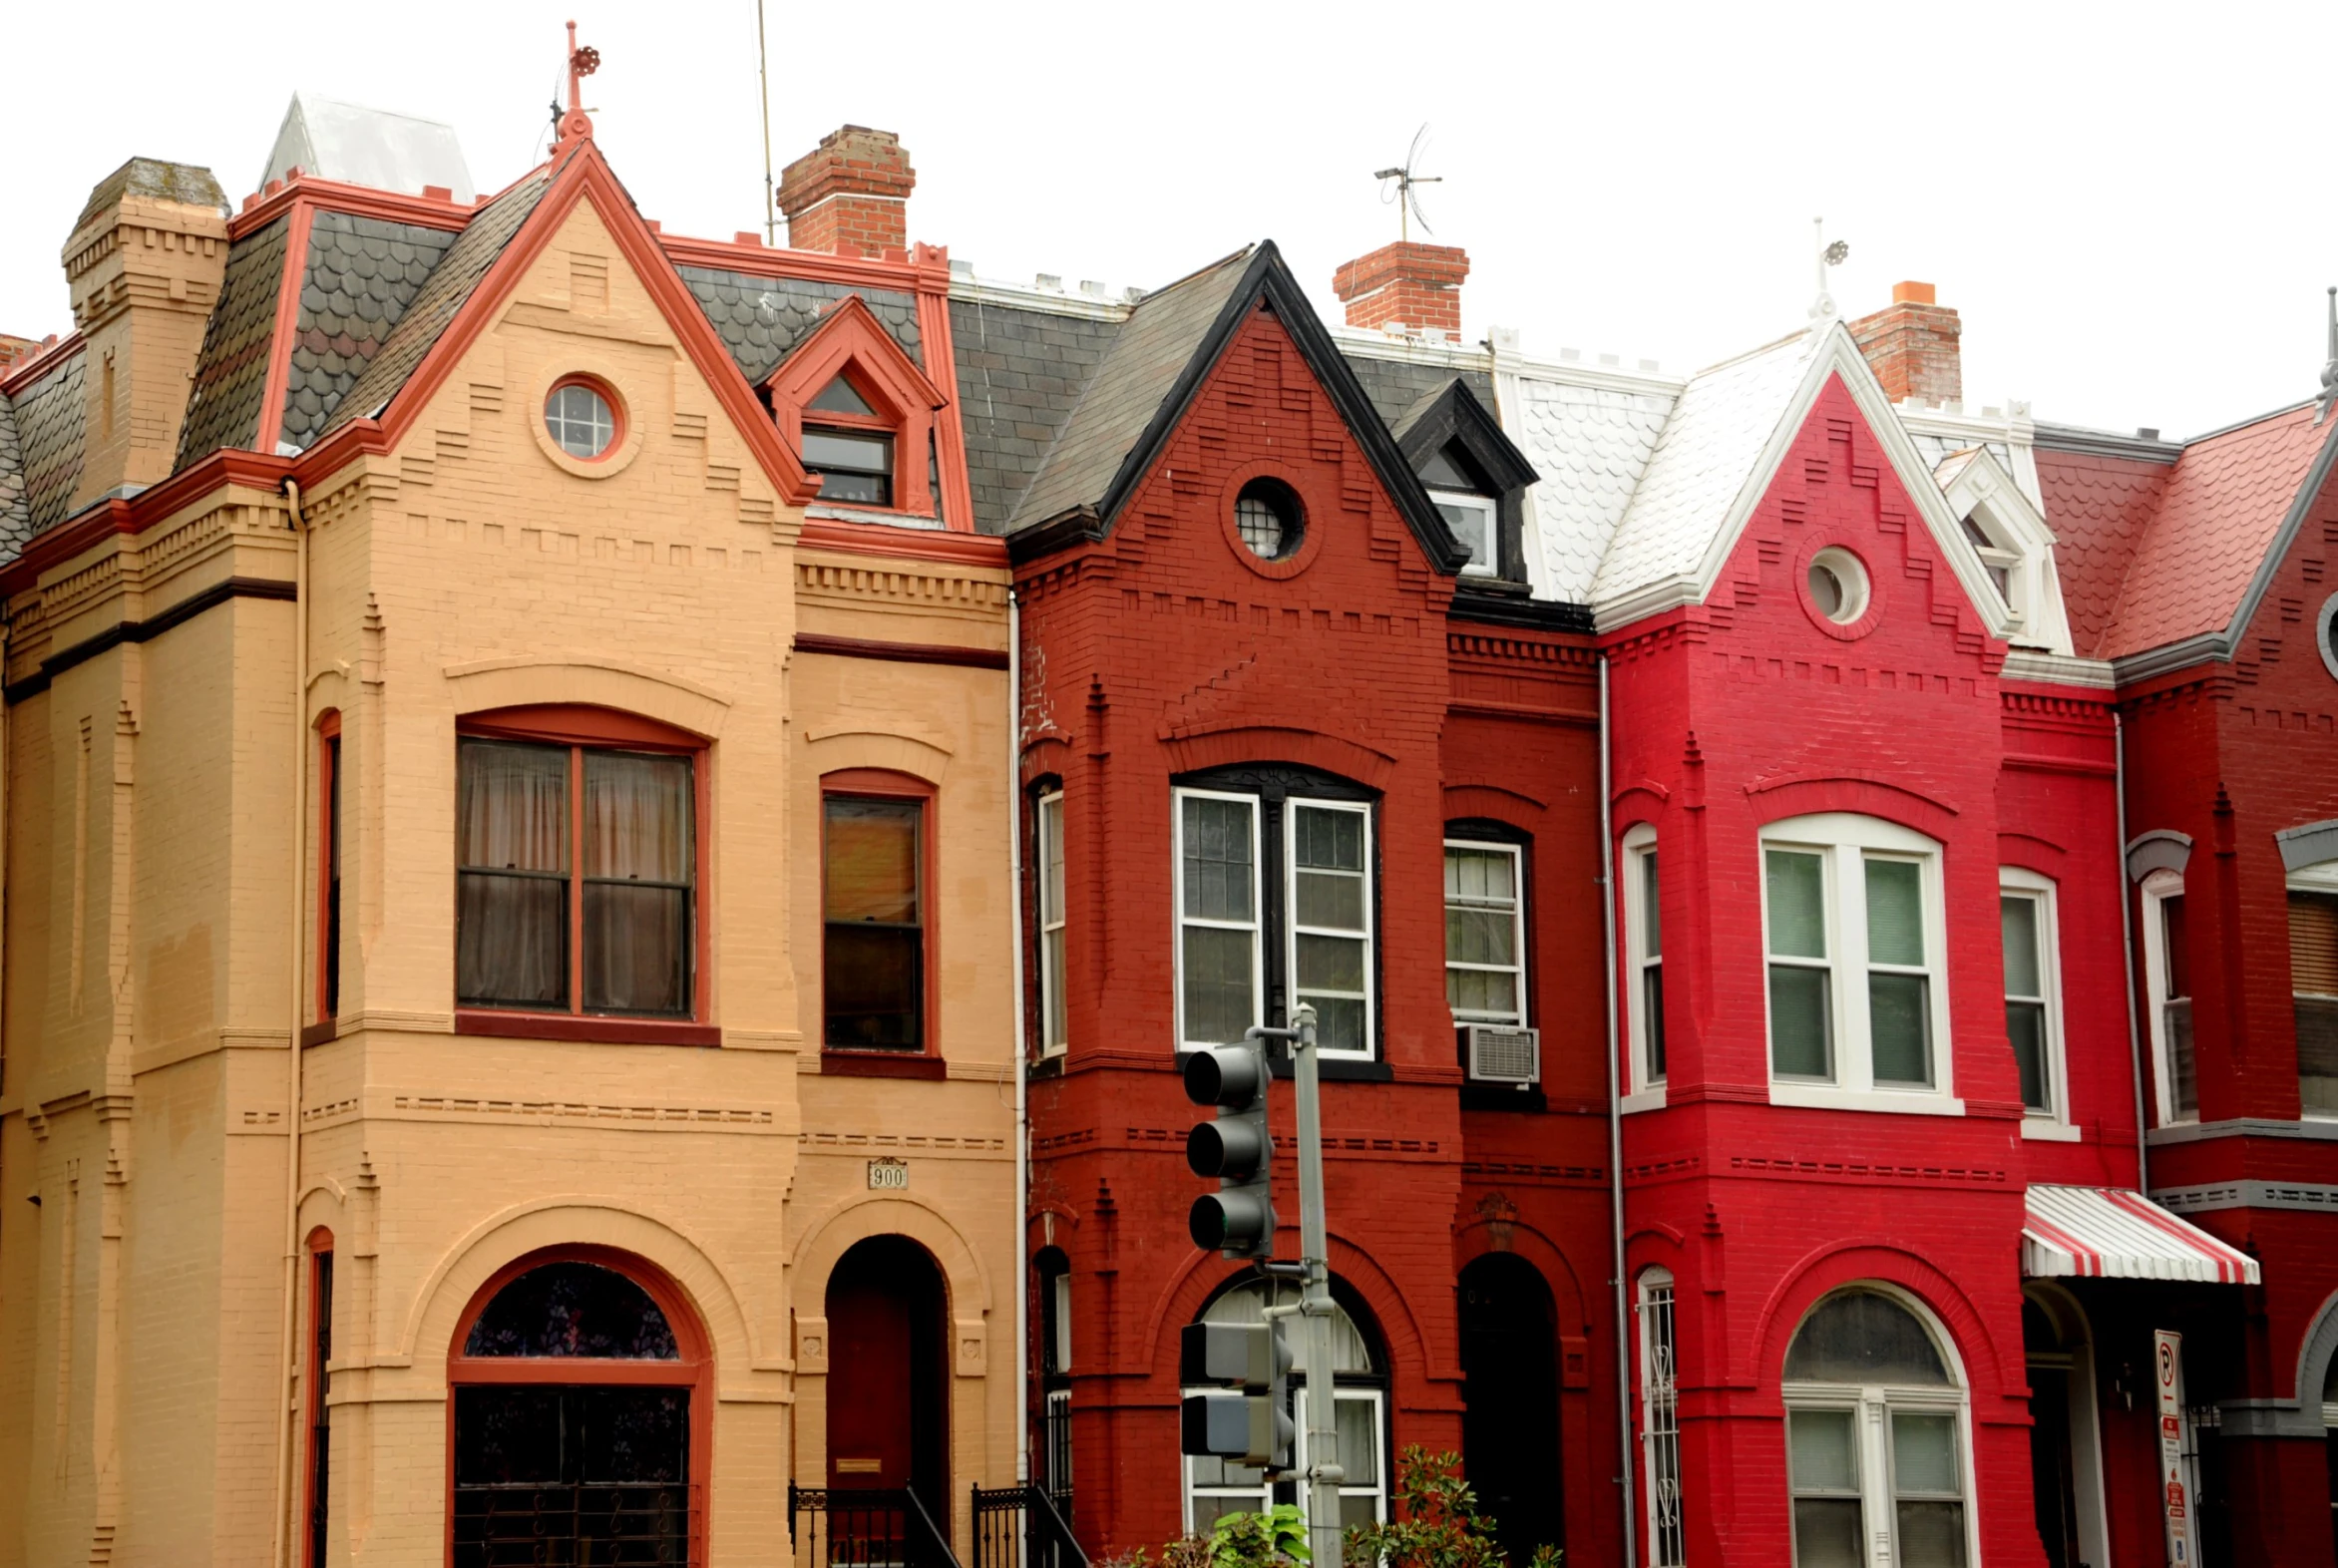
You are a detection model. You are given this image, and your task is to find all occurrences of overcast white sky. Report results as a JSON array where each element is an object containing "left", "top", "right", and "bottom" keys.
[{"left": 5, "top": 2, "right": 2333, "bottom": 440}]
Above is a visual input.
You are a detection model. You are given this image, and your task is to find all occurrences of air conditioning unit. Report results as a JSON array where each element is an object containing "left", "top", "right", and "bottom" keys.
[{"left": 1464, "top": 1024, "right": 1540, "bottom": 1086}]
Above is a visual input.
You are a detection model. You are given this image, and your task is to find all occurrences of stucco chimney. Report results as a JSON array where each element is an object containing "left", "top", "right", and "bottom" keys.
[
  {"left": 777, "top": 126, "right": 915, "bottom": 258},
  {"left": 1332, "top": 241, "right": 1469, "bottom": 338},
  {"left": 1849, "top": 281, "right": 1963, "bottom": 407},
  {"left": 63, "top": 158, "right": 228, "bottom": 505}
]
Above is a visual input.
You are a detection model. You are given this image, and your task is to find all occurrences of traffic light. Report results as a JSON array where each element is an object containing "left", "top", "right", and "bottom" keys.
[
  {"left": 1183, "top": 1040, "right": 1275, "bottom": 1259},
  {"left": 1178, "top": 1320, "right": 1294, "bottom": 1467}
]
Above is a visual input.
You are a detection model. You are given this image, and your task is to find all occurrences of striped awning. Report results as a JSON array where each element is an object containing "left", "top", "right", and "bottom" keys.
[{"left": 2023, "top": 1185, "right": 2259, "bottom": 1285}]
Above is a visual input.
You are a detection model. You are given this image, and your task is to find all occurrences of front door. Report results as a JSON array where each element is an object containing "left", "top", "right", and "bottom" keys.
[
  {"left": 826, "top": 1236, "right": 948, "bottom": 1500},
  {"left": 1458, "top": 1255, "right": 1563, "bottom": 1561},
  {"left": 2026, "top": 1361, "right": 2082, "bottom": 1568}
]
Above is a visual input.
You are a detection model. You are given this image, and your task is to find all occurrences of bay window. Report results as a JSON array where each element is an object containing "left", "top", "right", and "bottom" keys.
[
  {"left": 1760, "top": 815, "right": 1952, "bottom": 1107},
  {"left": 1445, "top": 837, "right": 1526, "bottom": 1027},
  {"left": 456, "top": 726, "right": 696, "bottom": 1021},
  {"left": 1174, "top": 771, "right": 1377, "bottom": 1059},
  {"left": 825, "top": 788, "right": 927, "bottom": 1050}
]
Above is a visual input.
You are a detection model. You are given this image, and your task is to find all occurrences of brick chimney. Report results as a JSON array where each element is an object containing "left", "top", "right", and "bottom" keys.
[
  {"left": 1331, "top": 241, "right": 1469, "bottom": 337},
  {"left": 1849, "top": 281, "right": 1963, "bottom": 407},
  {"left": 776, "top": 126, "right": 915, "bottom": 258},
  {"left": 63, "top": 158, "right": 227, "bottom": 505},
  {"left": 0, "top": 334, "right": 50, "bottom": 376}
]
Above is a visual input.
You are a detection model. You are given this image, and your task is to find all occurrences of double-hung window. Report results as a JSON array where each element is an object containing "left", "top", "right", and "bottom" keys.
[
  {"left": 456, "top": 730, "right": 696, "bottom": 1019},
  {"left": 2140, "top": 870, "right": 2195, "bottom": 1123},
  {"left": 2289, "top": 863, "right": 2338, "bottom": 1118},
  {"left": 1175, "top": 772, "right": 1377, "bottom": 1059},
  {"left": 1037, "top": 791, "right": 1068, "bottom": 1056},
  {"left": 1624, "top": 825, "right": 1665, "bottom": 1091},
  {"left": 1999, "top": 870, "right": 2068, "bottom": 1129},
  {"left": 1760, "top": 815, "right": 1951, "bottom": 1107},
  {"left": 1444, "top": 837, "right": 1526, "bottom": 1027},
  {"left": 824, "top": 790, "right": 927, "bottom": 1050}
]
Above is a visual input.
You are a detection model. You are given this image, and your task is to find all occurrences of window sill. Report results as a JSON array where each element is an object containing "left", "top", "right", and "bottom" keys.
[
  {"left": 821, "top": 1049, "right": 948, "bottom": 1080},
  {"left": 1766, "top": 1083, "right": 1966, "bottom": 1116},
  {"left": 455, "top": 1010, "right": 720, "bottom": 1046},
  {"left": 1621, "top": 1085, "right": 1668, "bottom": 1115},
  {"left": 1264, "top": 1054, "right": 1394, "bottom": 1083},
  {"left": 1460, "top": 1082, "right": 1545, "bottom": 1112},
  {"left": 301, "top": 1019, "right": 340, "bottom": 1048},
  {"left": 806, "top": 503, "right": 945, "bottom": 530},
  {"left": 2020, "top": 1117, "right": 2084, "bottom": 1142}
]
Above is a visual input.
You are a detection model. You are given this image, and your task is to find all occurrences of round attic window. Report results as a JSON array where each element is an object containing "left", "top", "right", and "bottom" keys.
[
  {"left": 2318, "top": 594, "right": 2338, "bottom": 681},
  {"left": 1806, "top": 547, "right": 1871, "bottom": 624},
  {"left": 1233, "top": 478, "right": 1304, "bottom": 562},
  {"left": 545, "top": 379, "right": 618, "bottom": 461}
]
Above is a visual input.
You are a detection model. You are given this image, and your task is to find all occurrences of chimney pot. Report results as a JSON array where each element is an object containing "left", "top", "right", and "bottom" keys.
[
  {"left": 1332, "top": 239, "right": 1469, "bottom": 337},
  {"left": 1850, "top": 282, "right": 1962, "bottom": 408},
  {"left": 777, "top": 126, "right": 915, "bottom": 258}
]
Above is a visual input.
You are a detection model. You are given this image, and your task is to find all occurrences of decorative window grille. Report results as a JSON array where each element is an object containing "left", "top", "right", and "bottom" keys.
[{"left": 1639, "top": 1270, "right": 1685, "bottom": 1567}]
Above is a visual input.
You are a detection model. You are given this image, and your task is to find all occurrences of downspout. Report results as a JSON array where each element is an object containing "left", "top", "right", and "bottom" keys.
[
  {"left": 1008, "top": 588, "right": 1030, "bottom": 1486},
  {"left": 2116, "top": 711, "right": 2149, "bottom": 1196},
  {"left": 267, "top": 477, "right": 312, "bottom": 1568},
  {"left": 1599, "top": 654, "right": 1639, "bottom": 1568}
]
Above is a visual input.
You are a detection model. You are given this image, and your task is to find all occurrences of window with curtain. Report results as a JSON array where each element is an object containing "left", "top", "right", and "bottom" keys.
[
  {"left": 2142, "top": 873, "right": 2195, "bottom": 1123},
  {"left": 825, "top": 794, "right": 925, "bottom": 1049},
  {"left": 1174, "top": 773, "right": 1380, "bottom": 1059},
  {"left": 2000, "top": 874, "right": 2062, "bottom": 1119},
  {"left": 1784, "top": 1290, "right": 1970, "bottom": 1568},
  {"left": 1181, "top": 1278, "right": 1386, "bottom": 1534},
  {"left": 1760, "top": 816, "right": 1949, "bottom": 1104},
  {"left": 1445, "top": 839, "right": 1526, "bottom": 1027},
  {"left": 1038, "top": 792, "right": 1067, "bottom": 1055},
  {"left": 456, "top": 738, "right": 694, "bottom": 1017},
  {"left": 2289, "top": 880, "right": 2338, "bottom": 1117}
]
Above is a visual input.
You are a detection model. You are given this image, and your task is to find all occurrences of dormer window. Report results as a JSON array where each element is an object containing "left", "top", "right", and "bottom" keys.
[
  {"left": 762, "top": 293, "right": 952, "bottom": 520},
  {"left": 1959, "top": 514, "right": 2017, "bottom": 606},
  {"left": 1419, "top": 443, "right": 1498, "bottom": 578},
  {"left": 1931, "top": 448, "right": 2074, "bottom": 654}
]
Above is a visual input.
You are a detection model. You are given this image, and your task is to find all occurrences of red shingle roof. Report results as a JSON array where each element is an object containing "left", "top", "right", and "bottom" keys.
[{"left": 2034, "top": 448, "right": 2167, "bottom": 657}]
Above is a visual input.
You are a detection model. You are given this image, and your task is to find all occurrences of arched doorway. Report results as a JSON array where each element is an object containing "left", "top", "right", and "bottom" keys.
[
  {"left": 448, "top": 1247, "right": 707, "bottom": 1566},
  {"left": 1458, "top": 1253, "right": 1563, "bottom": 1562},
  {"left": 2023, "top": 1287, "right": 2108, "bottom": 1568},
  {"left": 826, "top": 1235, "right": 950, "bottom": 1501}
]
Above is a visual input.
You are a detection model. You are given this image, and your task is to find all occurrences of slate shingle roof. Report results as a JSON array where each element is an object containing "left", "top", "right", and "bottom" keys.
[
  {"left": 10, "top": 354, "right": 87, "bottom": 537},
  {"left": 2093, "top": 407, "right": 2336, "bottom": 661},
  {"left": 1004, "top": 250, "right": 1254, "bottom": 533},
  {"left": 0, "top": 380, "right": 29, "bottom": 557},
  {"left": 281, "top": 210, "right": 458, "bottom": 450},
  {"left": 1505, "top": 372, "right": 1676, "bottom": 601},
  {"left": 177, "top": 215, "right": 292, "bottom": 466},
  {"left": 1345, "top": 354, "right": 1494, "bottom": 435},
  {"left": 2033, "top": 446, "right": 2171, "bottom": 657},
  {"left": 950, "top": 297, "right": 1122, "bottom": 535},
  {"left": 320, "top": 166, "right": 554, "bottom": 438},
  {"left": 679, "top": 268, "right": 922, "bottom": 385}
]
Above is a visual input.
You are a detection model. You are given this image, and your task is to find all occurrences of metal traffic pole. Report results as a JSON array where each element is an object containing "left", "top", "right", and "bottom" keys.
[{"left": 1289, "top": 1003, "right": 1344, "bottom": 1568}]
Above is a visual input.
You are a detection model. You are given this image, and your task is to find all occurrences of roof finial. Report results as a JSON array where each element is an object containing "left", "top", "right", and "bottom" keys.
[
  {"left": 557, "top": 19, "right": 599, "bottom": 147},
  {"left": 1809, "top": 216, "right": 1849, "bottom": 322},
  {"left": 2318, "top": 285, "right": 2338, "bottom": 425}
]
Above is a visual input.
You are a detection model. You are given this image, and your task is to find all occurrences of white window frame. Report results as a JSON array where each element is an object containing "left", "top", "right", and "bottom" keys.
[
  {"left": 1759, "top": 814, "right": 1959, "bottom": 1114},
  {"left": 2287, "top": 860, "right": 2338, "bottom": 1121},
  {"left": 1038, "top": 790, "right": 1068, "bottom": 1057},
  {"left": 1178, "top": 1384, "right": 1385, "bottom": 1534},
  {"left": 2001, "top": 868, "right": 2077, "bottom": 1141},
  {"left": 1623, "top": 824, "right": 1666, "bottom": 1106},
  {"left": 1428, "top": 489, "right": 1499, "bottom": 578},
  {"left": 1782, "top": 1289, "right": 1979, "bottom": 1568},
  {"left": 1444, "top": 838, "right": 1527, "bottom": 1029},
  {"left": 1637, "top": 1267, "right": 1685, "bottom": 1568},
  {"left": 1173, "top": 787, "right": 1265, "bottom": 1052},
  {"left": 1051, "top": 1271, "right": 1072, "bottom": 1372},
  {"left": 2140, "top": 868, "right": 2194, "bottom": 1126},
  {"left": 1286, "top": 798, "right": 1375, "bottom": 1061}
]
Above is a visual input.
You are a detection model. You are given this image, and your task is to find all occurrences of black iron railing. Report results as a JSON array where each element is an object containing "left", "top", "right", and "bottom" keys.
[
  {"left": 971, "top": 1483, "right": 1088, "bottom": 1568},
  {"left": 790, "top": 1483, "right": 961, "bottom": 1568}
]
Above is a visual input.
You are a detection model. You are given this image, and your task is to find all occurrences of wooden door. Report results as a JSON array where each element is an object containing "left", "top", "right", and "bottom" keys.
[{"left": 828, "top": 1265, "right": 917, "bottom": 1488}]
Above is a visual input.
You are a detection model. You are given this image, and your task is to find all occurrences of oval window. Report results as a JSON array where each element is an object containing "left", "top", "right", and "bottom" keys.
[
  {"left": 1234, "top": 478, "right": 1304, "bottom": 563},
  {"left": 545, "top": 380, "right": 618, "bottom": 460},
  {"left": 1806, "top": 547, "right": 1870, "bottom": 624}
]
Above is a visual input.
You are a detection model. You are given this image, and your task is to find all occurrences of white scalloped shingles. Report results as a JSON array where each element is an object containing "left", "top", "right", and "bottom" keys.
[
  {"left": 1589, "top": 331, "right": 1818, "bottom": 605},
  {"left": 1511, "top": 376, "right": 1675, "bottom": 600}
]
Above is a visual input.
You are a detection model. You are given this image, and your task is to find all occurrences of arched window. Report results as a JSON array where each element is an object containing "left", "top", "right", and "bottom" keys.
[
  {"left": 1782, "top": 1289, "right": 1969, "bottom": 1568},
  {"left": 1637, "top": 1266, "right": 1684, "bottom": 1567},
  {"left": 1182, "top": 1277, "right": 1387, "bottom": 1534},
  {"left": 449, "top": 1251, "right": 705, "bottom": 1567},
  {"left": 2139, "top": 867, "right": 2195, "bottom": 1124}
]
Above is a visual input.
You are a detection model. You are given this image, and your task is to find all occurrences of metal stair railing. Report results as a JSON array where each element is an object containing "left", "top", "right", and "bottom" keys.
[
  {"left": 790, "top": 1482, "right": 964, "bottom": 1568},
  {"left": 971, "top": 1483, "right": 1088, "bottom": 1568}
]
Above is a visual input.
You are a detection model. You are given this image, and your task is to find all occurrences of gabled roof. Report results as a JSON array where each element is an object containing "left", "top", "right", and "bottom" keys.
[
  {"left": 950, "top": 293, "right": 1123, "bottom": 534},
  {"left": 1389, "top": 377, "right": 1536, "bottom": 495},
  {"left": 680, "top": 266, "right": 923, "bottom": 383},
  {"left": 1001, "top": 241, "right": 1469, "bottom": 574},
  {"left": 2088, "top": 405, "right": 2338, "bottom": 666}
]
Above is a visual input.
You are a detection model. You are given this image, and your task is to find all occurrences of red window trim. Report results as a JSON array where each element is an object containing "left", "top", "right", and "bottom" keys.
[
  {"left": 454, "top": 705, "right": 713, "bottom": 1041},
  {"left": 303, "top": 1229, "right": 335, "bottom": 1568},
  {"left": 763, "top": 295, "right": 949, "bottom": 518},
  {"left": 821, "top": 767, "right": 941, "bottom": 1066},
  {"left": 444, "top": 1245, "right": 711, "bottom": 1568},
  {"left": 544, "top": 373, "right": 627, "bottom": 463},
  {"left": 316, "top": 711, "right": 341, "bottom": 1029}
]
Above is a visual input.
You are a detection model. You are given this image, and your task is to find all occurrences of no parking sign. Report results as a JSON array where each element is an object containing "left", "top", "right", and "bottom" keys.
[{"left": 2155, "top": 1330, "right": 2199, "bottom": 1566}]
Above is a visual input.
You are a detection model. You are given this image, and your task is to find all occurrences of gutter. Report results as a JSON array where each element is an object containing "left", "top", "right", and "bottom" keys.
[
  {"left": 2116, "top": 713, "right": 2149, "bottom": 1197},
  {"left": 266, "top": 477, "right": 311, "bottom": 1568},
  {"left": 1598, "top": 654, "right": 1640, "bottom": 1567}
]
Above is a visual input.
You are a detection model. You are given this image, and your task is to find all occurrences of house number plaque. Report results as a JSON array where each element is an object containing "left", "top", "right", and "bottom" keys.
[{"left": 867, "top": 1158, "right": 909, "bottom": 1190}]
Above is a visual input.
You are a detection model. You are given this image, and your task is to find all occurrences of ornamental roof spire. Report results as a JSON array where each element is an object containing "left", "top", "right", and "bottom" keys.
[{"left": 554, "top": 20, "right": 599, "bottom": 149}]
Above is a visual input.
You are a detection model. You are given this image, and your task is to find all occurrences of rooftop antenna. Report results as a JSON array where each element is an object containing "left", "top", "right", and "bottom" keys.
[
  {"left": 2318, "top": 286, "right": 2337, "bottom": 425},
  {"left": 553, "top": 20, "right": 599, "bottom": 150},
  {"left": 757, "top": 1, "right": 777, "bottom": 244},
  {"left": 1374, "top": 125, "right": 1441, "bottom": 244},
  {"left": 1808, "top": 216, "right": 1849, "bottom": 321}
]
